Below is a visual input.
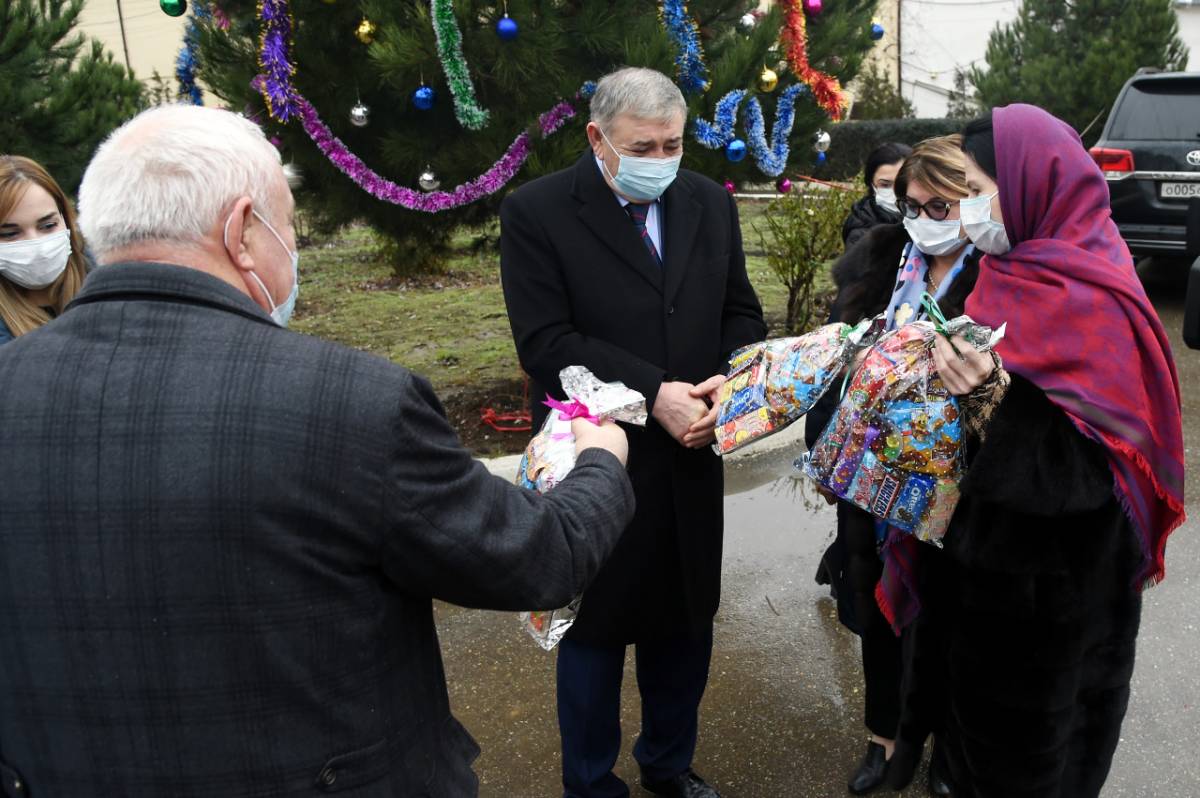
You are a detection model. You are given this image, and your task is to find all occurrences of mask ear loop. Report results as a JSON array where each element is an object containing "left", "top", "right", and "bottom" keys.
[
  {"left": 596, "top": 127, "right": 623, "bottom": 186},
  {"left": 224, "top": 208, "right": 279, "bottom": 313}
]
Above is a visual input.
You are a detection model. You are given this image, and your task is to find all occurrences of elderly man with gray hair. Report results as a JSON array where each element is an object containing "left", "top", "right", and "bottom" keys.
[
  {"left": 500, "top": 67, "right": 767, "bottom": 798},
  {"left": 0, "top": 104, "right": 635, "bottom": 796}
]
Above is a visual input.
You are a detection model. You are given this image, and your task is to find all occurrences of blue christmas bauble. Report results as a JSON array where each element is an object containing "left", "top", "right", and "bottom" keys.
[
  {"left": 816, "top": 151, "right": 828, "bottom": 164},
  {"left": 725, "top": 139, "right": 747, "bottom": 163},
  {"left": 412, "top": 85, "right": 436, "bottom": 111},
  {"left": 870, "top": 22, "right": 885, "bottom": 40},
  {"left": 496, "top": 15, "right": 519, "bottom": 41}
]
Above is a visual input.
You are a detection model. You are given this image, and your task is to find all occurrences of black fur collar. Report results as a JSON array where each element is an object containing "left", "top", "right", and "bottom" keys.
[{"left": 831, "top": 224, "right": 979, "bottom": 325}]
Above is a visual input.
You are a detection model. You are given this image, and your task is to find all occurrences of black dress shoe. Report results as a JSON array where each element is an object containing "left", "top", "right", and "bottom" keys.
[
  {"left": 928, "top": 742, "right": 952, "bottom": 796},
  {"left": 641, "top": 768, "right": 721, "bottom": 798},
  {"left": 848, "top": 741, "right": 889, "bottom": 795}
]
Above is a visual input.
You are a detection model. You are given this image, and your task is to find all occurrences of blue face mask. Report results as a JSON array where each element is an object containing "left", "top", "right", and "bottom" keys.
[
  {"left": 599, "top": 128, "right": 682, "bottom": 202},
  {"left": 225, "top": 208, "right": 299, "bottom": 327}
]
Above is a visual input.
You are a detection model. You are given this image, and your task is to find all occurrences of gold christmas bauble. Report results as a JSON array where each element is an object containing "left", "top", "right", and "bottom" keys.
[
  {"left": 355, "top": 18, "right": 377, "bottom": 44},
  {"left": 758, "top": 66, "right": 779, "bottom": 93}
]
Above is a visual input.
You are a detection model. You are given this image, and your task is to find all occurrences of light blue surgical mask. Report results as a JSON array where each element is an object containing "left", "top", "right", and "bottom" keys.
[
  {"left": 598, "top": 128, "right": 682, "bottom": 202},
  {"left": 959, "top": 192, "right": 1011, "bottom": 255},
  {"left": 224, "top": 208, "right": 299, "bottom": 327}
]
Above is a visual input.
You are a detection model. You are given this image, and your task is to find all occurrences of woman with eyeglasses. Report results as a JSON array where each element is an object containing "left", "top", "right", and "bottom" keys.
[
  {"left": 841, "top": 142, "right": 912, "bottom": 249},
  {"left": 0, "top": 156, "right": 88, "bottom": 343},
  {"left": 804, "top": 135, "right": 976, "bottom": 796},
  {"left": 885, "top": 105, "right": 1184, "bottom": 797}
]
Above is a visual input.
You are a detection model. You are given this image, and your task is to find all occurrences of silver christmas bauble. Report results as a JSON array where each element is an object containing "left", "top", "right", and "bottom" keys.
[
  {"left": 349, "top": 102, "right": 370, "bottom": 127},
  {"left": 813, "top": 129, "right": 832, "bottom": 153},
  {"left": 738, "top": 12, "right": 757, "bottom": 32},
  {"left": 418, "top": 169, "right": 441, "bottom": 191}
]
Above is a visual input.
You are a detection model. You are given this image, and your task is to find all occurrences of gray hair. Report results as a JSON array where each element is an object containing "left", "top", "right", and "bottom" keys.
[
  {"left": 79, "top": 105, "right": 284, "bottom": 260},
  {"left": 589, "top": 67, "right": 687, "bottom": 130}
]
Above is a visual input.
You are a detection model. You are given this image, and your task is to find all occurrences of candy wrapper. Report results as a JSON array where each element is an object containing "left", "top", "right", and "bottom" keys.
[
  {"left": 714, "top": 317, "right": 884, "bottom": 455},
  {"left": 801, "top": 312, "right": 1005, "bottom": 544},
  {"left": 516, "top": 365, "right": 647, "bottom": 650}
]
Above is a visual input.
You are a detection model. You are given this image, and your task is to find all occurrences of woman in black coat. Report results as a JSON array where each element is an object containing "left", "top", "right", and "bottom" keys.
[
  {"left": 840, "top": 142, "right": 911, "bottom": 249},
  {"left": 806, "top": 136, "right": 978, "bottom": 796},
  {"left": 885, "top": 106, "right": 1186, "bottom": 797}
]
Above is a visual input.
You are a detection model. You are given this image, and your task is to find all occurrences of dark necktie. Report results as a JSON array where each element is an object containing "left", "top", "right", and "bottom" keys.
[{"left": 624, "top": 202, "right": 662, "bottom": 267}]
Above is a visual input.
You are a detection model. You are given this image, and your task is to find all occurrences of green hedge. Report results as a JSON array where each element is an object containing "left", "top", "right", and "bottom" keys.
[{"left": 820, "top": 118, "right": 969, "bottom": 183}]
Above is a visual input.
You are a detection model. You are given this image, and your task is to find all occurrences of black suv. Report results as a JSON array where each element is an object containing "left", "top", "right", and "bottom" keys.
[{"left": 1089, "top": 71, "right": 1200, "bottom": 259}]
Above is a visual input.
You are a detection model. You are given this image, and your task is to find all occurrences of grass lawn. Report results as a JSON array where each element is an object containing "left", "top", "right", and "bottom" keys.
[{"left": 289, "top": 198, "right": 831, "bottom": 455}]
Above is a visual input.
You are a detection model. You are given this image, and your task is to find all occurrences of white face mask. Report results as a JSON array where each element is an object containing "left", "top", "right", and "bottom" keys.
[
  {"left": 224, "top": 209, "right": 299, "bottom": 327},
  {"left": 959, "top": 192, "right": 1011, "bottom": 255},
  {"left": 874, "top": 187, "right": 898, "bottom": 214},
  {"left": 903, "top": 215, "right": 967, "bottom": 256},
  {"left": 0, "top": 229, "right": 72, "bottom": 289}
]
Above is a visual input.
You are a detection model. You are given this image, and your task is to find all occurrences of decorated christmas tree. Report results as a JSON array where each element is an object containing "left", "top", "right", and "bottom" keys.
[
  {"left": 1, "top": 0, "right": 145, "bottom": 192},
  {"left": 192, "top": 0, "right": 878, "bottom": 269}
]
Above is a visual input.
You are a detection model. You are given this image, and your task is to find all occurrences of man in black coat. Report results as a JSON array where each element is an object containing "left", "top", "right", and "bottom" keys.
[
  {"left": 499, "top": 68, "right": 767, "bottom": 798},
  {"left": 0, "top": 104, "right": 635, "bottom": 798}
]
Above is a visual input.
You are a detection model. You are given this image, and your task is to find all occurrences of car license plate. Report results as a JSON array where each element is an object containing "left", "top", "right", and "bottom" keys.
[{"left": 1160, "top": 182, "right": 1200, "bottom": 199}]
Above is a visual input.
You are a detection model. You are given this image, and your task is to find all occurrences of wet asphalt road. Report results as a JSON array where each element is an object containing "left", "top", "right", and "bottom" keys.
[{"left": 436, "top": 258, "right": 1200, "bottom": 797}]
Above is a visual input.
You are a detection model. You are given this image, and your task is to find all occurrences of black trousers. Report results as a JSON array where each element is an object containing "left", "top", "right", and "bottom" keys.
[
  {"left": 840, "top": 502, "right": 902, "bottom": 738},
  {"left": 556, "top": 632, "right": 713, "bottom": 798}
]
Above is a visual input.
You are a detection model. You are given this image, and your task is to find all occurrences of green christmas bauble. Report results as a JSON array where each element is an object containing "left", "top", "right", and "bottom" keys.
[{"left": 160, "top": 0, "right": 187, "bottom": 17}]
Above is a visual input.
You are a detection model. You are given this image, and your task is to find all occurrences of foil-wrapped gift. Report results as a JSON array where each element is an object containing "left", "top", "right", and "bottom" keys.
[
  {"left": 713, "top": 317, "right": 883, "bottom": 456},
  {"left": 517, "top": 365, "right": 646, "bottom": 650},
  {"left": 802, "top": 314, "right": 1005, "bottom": 544}
]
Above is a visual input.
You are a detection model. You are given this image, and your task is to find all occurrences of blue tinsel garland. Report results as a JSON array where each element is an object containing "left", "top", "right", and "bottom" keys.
[
  {"left": 176, "top": 0, "right": 209, "bottom": 105},
  {"left": 661, "top": 0, "right": 709, "bottom": 95},
  {"left": 692, "top": 89, "right": 746, "bottom": 149},
  {"left": 741, "top": 83, "right": 807, "bottom": 177},
  {"left": 691, "top": 84, "right": 808, "bottom": 177}
]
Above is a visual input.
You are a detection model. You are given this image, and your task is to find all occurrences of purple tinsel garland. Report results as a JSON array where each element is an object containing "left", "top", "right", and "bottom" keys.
[
  {"left": 259, "top": 0, "right": 298, "bottom": 121},
  {"left": 295, "top": 95, "right": 577, "bottom": 212}
]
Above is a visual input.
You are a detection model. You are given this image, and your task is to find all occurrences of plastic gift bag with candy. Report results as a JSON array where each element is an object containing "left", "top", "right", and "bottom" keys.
[
  {"left": 713, "top": 317, "right": 883, "bottom": 455},
  {"left": 802, "top": 303, "right": 1005, "bottom": 544},
  {"left": 516, "top": 365, "right": 646, "bottom": 650}
]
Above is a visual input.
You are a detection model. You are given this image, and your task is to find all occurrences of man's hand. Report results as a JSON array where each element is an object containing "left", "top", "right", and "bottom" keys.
[
  {"left": 573, "top": 418, "right": 629, "bottom": 466},
  {"left": 682, "top": 373, "right": 727, "bottom": 448},
  {"left": 653, "top": 381, "right": 709, "bottom": 447},
  {"left": 931, "top": 334, "right": 995, "bottom": 396}
]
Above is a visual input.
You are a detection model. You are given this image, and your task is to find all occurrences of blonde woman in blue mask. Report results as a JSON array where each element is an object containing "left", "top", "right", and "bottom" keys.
[
  {"left": 806, "top": 135, "right": 976, "bottom": 797},
  {"left": 0, "top": 156, "right": 88, "bottom": 344}
]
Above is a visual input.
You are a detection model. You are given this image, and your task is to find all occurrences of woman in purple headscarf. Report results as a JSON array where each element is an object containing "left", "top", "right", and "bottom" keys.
[{"left": 885, "top": 104, "right": 1185, "bottom": 797}]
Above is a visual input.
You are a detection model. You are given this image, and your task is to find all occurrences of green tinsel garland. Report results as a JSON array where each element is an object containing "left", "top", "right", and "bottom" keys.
[{"left": 430, "top": 0, "right": 490, "bottom": 130}]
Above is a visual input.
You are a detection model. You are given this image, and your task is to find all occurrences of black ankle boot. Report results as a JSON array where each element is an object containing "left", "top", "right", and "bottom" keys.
[
  {"left": 848, "top": 740, "right": 889, "bottom": 795},
  {"left": 928, "top": 740, "right": 952, "bottom": 796}
]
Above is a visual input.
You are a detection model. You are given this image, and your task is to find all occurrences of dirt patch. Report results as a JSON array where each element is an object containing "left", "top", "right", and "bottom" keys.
[
  {"left": 358, "top": 269, "right": 494, "bottom": 293},
  {"left": 439, "top": 378, "right": 533, "bottom": 458}
]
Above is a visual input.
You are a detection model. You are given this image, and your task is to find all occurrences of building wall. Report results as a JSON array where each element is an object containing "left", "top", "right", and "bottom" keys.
[
  {"left": 1179, "top": 3, "right": 1200, "bottom": 69},
  {"left": 78, "top": 0, "right": 190, "bottom": 87},
  {"left": 898, "top": 0, "right": 1020, "bottom": 118}
]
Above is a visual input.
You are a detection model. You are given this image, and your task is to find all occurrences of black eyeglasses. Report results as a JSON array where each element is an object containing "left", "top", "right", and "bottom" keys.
[{"left": 897, "top": 197, "right": 958, "bottom": 221}]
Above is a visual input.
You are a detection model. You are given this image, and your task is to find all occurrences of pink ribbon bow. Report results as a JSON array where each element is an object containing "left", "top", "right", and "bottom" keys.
[{"left": 543, "top": 395, "right": 600, "bottom": 430}]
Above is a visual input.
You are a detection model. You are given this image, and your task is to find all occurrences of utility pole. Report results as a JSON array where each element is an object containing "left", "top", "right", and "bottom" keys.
[
  {"left": 115, "top": 0, "right": 132, "bottom": 71},
  {"left": 896, "top": 0, "right": 902, "bottom": 94}
]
